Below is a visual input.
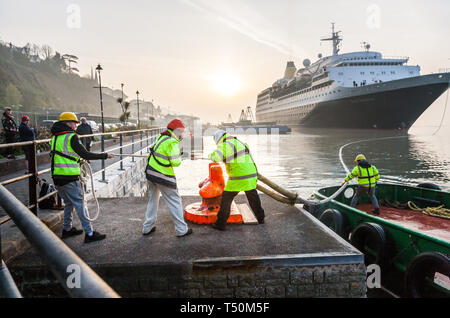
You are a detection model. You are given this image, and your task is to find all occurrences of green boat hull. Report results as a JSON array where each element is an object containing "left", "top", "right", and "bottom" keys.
[{"left": 312, "top": 183, "right": 450, "bottom": 297}]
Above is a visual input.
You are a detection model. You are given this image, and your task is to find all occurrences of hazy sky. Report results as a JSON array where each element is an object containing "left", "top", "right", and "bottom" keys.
[{"left": 1, "top": 0, "right": 449, "bottom": 127}]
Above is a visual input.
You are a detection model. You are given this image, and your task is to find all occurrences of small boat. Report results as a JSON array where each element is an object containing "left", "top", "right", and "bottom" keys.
[{"left": 307, "top": 183, "right": 450, "bottom": 298}]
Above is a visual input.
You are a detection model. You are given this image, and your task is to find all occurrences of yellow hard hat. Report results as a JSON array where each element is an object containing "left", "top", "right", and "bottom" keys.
[
  {"left": 58, "top": 112, "right": 79, "bottom": 123},
  {"left": 354, "top": 154, "right": 366, "bottom": 162}
]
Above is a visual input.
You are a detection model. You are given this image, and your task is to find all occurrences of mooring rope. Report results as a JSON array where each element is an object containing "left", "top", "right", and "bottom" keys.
[
  {"left": 80, "top": 160, "right": 100, "bottom": 222},
  {"left": 407, "top": 201, "right": 450, "bottom": 220}
]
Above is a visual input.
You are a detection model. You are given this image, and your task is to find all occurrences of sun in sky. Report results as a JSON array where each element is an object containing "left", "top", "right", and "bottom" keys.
[{"left": 210, "top": 71, "right": 242, "bottom": 96}]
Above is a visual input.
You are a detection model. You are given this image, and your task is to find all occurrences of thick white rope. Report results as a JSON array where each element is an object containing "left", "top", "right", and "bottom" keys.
[{"left": 80, "top": 160, "right": 100, "bottom": 222}]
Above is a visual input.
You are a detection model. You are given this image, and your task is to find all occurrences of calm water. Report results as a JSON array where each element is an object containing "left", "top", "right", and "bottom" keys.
[{"left": 176, "top": 127, "right": 450, "bottom": 199}]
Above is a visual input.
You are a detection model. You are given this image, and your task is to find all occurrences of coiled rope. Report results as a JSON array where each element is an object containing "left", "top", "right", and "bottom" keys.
[
  {"left": 79, "top": 160, "right": 100, "bottom": 222},
  {"left": 407, "top": 201, "right": 450, "bottom": 220}
]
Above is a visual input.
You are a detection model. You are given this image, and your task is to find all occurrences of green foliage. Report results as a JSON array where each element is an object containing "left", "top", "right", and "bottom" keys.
[
  {"left": 1, "top": 83, "right": 23, "bottom": 106},
  {"left": 0, "top": 41, "right": 119, "bottom": 115}
]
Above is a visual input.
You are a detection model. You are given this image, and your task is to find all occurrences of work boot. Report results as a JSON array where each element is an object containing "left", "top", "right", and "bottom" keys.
[
  {"left": 143, "top": 227, "right": 156, "bottom": 236},
  {"left": 258, "top": 218, "right": 265, "bottom": 224},
  {"left": 372, "top": 208, "right": 380, "bottom": 215},
  {"left": 62, "top": 227, "right": 83, "bottom": 239},
  {"left": 177, "top": 228, "right": 193, "bottom": 237},
  {"left": 84, "top": 231, "right": 106, "bottom": 243},
  {"left": 212, "top": 223, "right": 226, "bottom": 231}
]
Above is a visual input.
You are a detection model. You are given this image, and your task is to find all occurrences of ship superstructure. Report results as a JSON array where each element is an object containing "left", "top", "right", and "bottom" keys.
[{"left": 255, "top": 24, "right": 449, "bottom": 129}]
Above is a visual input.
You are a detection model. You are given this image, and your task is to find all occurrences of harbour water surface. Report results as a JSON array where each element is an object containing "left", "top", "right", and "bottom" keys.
[{"left": 177, "top": 127, "right": 450, "bottom": 199}]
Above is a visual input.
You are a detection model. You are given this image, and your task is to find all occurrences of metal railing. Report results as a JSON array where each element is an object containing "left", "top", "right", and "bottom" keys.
[
  {"left": 0, "top": 183, "right": 119, "bottom": 298},
  {"left": 0, "top": 127, "right": 165, "bottom": 297},
  {"left": 0, "top": 127, "right": 163, "bottom": 225}
]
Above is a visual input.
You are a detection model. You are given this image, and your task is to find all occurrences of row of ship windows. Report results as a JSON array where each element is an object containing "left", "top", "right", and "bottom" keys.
[
  {"left": 283, "top": 88, "right": 341, "bottom": 101},
  {"left": 258, "top": 87, "right": 340, "bottom": 111},
  {"left": 279, "top": 81, "right": 336, "bottom": 101},
  {"left": 338, "top": 62, "right": 402, "bottom": 66},
  {"left": 342, "top": 56, "right": 378, "bottom": 60},
  {"left": 336, "top": 71, "right": 407, "bottom": 75}
]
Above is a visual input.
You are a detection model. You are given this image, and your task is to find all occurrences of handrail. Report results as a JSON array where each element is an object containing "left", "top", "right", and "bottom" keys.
[
  {"left": 0, "top": 127, "right": 163, "bottom": 223},
  {"left": 0, "top": 184, "right": 120, "bottom": 298},
  {"left": 0, "top": 260, "right": 22, "bottom": 298},
  {"left": 0, "top": 127, "right": 159, "bottom": 148}
]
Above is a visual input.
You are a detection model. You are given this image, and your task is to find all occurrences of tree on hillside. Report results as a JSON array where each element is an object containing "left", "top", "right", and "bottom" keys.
[
  {"left": 52, "top": 52, "right": 67, "bottom": 71},
  {"left": 22, "top": 43, "right": 31, "bottom": 56},
  {"left": 41, "top": 44, "right": 54, "bottom": 60},
  {"left": 31, "top": 44, "right": 41, "bottom": 57},
  {"left": 1, "top": 83, "right": 23, "bottom": 106},
  {"left": 62, "top": 54, "right": 79, "bottom": 73}
]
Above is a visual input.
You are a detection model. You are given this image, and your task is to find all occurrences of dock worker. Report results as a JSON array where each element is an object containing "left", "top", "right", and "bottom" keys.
[
  {"left": 143, "top": 119, "right": 193, "bottom": 237},
  {"left": 51, "top": 112, "right": 114, "bottom": 243},
  {"left": 209, "top": 130, "right": 265, "bottom": 231},
  {"left": 342, "top": 154, "right": 380, "bottom": 215}
]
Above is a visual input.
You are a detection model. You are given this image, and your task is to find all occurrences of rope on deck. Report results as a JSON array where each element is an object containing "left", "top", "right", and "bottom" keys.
[{"left": 407, "top": 201, "right": 450, "bottom": 220}]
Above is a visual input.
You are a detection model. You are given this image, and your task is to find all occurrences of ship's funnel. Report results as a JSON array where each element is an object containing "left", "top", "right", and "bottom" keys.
[{"left": 284, "top": 61, "right": 296, "bottom": 79}]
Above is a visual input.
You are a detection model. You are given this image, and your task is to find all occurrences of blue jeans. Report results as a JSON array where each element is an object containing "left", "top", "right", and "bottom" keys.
[
  {"left": 56, "top": 180, "right": 93, "bottom": 235},
  {"left": 350, "top": 186, "right": 379, "bottom": 209}
]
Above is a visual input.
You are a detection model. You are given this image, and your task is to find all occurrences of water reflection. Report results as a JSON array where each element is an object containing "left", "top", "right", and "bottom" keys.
[{"left": 176, "top": 128, "right": 450, "bottom": 198}]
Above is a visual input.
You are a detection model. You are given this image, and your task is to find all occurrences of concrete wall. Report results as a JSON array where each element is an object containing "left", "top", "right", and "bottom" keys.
[
  {"left": 10, "top": 261, "right": 366, "bottom": 298},
  {"left": 87, "top": 155, "right": 148, "bottom": 200}
]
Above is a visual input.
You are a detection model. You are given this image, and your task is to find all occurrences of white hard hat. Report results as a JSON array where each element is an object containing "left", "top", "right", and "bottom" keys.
[{"left": 213, "top": 130, "right": 226, "bottom": 144}]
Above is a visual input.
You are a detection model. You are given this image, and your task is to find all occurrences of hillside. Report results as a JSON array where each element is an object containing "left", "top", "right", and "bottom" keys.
[{"left": 0, "top": 41, "right": 120, "bottom": 117}]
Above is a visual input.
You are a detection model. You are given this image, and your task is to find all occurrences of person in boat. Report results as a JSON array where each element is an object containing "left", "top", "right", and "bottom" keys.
[
  {"left": 342, "top": 154, "right": 380, "bottom": 215},
  {"left": 208, "top": 130, "right": 265, "bottom": 231}
]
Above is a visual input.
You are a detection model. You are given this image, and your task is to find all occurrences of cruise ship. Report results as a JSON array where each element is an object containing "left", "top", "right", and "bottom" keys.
[{"left": 255, "top": 24, "right": 450, "bottom": 129}]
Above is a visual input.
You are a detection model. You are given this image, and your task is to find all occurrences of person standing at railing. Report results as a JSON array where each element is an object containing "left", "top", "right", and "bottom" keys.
[
  {"left": 2, "top": 106, "right": 18, "bottom": 159},
  {"left": 143, "top": 119, "right": 192, "bottom": 237},
  {"left": 76, "top": 117, "right": 93, "bottom": 152},
  {"left": 19, "top": 115, "right": 35, "bottom": 173},
  {"left": 50, "top": 112, "right": 114, "bottom": 243}
]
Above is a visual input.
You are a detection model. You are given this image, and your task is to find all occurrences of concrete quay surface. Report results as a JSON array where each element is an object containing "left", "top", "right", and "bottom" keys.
[{"left": 7, "top": 194, "right": 367, "bottom": 298}]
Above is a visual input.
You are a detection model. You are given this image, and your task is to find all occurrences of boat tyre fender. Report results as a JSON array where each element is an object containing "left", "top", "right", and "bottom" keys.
[
  {"left": 319, "top": 209, "right": 350, "bottom": 240},
  {"left": 417, "top": 183, "right": 441, "bottom": 190},
  {"left": 350, "top": 222, "right": 387, "bottom": 266},
  {"left": 405, "top": 252, "right": 450, "bottom": 298}
]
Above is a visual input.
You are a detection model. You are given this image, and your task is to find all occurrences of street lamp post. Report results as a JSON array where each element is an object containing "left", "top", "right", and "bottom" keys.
[
  {"left": 96, "top": 64, "right": 107, "bottom": 182},
  {"left": 136, "top": 90, "right": 140, "bottom": 129}
]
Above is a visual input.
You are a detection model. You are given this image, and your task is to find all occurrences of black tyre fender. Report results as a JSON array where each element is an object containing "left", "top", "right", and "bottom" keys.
[
  {"left": 319, "top": 209, "right": 350, "bottom": 239},
  {"left": 417, "top": 183, "right": 441, "bottom": 190},
  {"left": 350, "top": 222, "right": 388, "bottom": 265},
  {"left": 405, "top": 252, "right": 450, "bottom": 298}
]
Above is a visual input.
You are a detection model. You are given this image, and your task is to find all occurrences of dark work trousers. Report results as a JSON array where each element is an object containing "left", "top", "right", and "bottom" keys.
[
  {"left": 4, "top": 131, "right": 17, "bottom": 157},
  {"left": 350, "top": 186, "right": 379, "bottom": 209},
  {"left": 215, "top": 189, "right": 265, "bottom": 227}
]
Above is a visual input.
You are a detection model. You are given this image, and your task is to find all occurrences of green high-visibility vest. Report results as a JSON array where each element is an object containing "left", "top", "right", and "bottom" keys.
[
  {"left": 147, "top": 130, "right": 182, "bottom": 185},
  {"left": 345, "top": 165, "right": 380, "bottom": 188},
  {"left": 209, "top": 134, "right": 257, "bottom": 192},
  {"left": 50, "top": 133, "right": 81, "bottom": 177}
]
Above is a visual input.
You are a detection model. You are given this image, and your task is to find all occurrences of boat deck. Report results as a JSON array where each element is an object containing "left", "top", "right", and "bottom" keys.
[{"left": 356, "top": 203, "right": 450, "bottom": 242}]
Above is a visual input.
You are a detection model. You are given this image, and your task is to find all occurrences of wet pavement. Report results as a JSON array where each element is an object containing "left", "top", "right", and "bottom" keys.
[{"left": 9, "top": 195, "right": 361, "bottom": 266}]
